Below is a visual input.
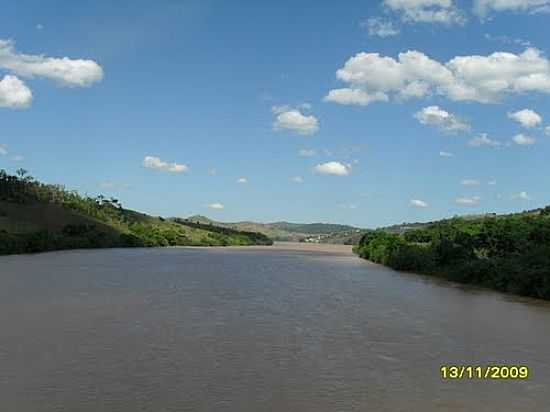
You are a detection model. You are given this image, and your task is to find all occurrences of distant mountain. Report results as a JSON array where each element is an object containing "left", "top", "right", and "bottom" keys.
[
  {"left": 269, "top": 222, "right": 359, "bottom": 235},
  {"left": 185, "top": 215, "right": 362, "bottom": 242}
]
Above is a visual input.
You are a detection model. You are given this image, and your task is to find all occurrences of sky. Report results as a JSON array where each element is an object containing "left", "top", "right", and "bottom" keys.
[{"left": 1, "top": 0, "right": 550, "bottom": 228}]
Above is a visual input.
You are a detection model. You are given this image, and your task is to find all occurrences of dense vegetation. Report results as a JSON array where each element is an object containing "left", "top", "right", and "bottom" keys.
[
  {"left": 354, "top": 211, "right": 550, "bottom": 300},
  {"left": 171, "top": 219, "right": 274, "bottom": 246},
  {"left": 0, "top": 169, "right": 272, "bottom": 255}
]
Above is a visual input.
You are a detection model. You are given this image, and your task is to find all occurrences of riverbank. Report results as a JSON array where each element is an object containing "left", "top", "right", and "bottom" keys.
[
  {"left": 353, "top": 213, "right": 550, "bottom": 301},
  {"left": 0, "top": 170, "right": 272, "bottom": 256}
]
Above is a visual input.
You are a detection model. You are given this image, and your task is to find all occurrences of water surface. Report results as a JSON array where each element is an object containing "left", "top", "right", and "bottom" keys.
[{"left": 1, "top": 243, "right": 549, "bottom": 411}]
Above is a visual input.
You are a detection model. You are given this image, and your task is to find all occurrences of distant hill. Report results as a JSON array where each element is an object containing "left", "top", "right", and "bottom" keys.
[
  {"left": 0, "top": 170, "right": 272, "bottom": 256},
  {"left": 185, "top": 215, "right": 362, "bottom": 242},
  {"left": 378, "top": 210, "right": 544, "bottom": 235}
]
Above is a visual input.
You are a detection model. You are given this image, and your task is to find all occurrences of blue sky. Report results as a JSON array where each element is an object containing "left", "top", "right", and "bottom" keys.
[{"left": 1, "top": 0, "right": 550, "bottom": 228}]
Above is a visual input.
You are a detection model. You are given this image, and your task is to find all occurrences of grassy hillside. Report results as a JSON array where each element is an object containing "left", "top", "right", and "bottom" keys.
[
  {"left": 185, "top": 215, "right": 361, "bottom": 242},
  {"left": 319, "top": 229, "right": 370, "bottom": 245},
  {"left": 0, "top": 170, "right": 272, "bottom": 256},
  {"left": 354, "top": 208, "right": 550, "bottom": 300}
]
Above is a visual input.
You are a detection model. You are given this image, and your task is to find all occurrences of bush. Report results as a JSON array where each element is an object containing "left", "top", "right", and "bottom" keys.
[{"left": 355, "top": 214, "right": 550, "bottom": 300}]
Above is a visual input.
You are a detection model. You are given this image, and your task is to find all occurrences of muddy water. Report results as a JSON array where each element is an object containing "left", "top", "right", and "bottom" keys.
[{"left": 1, "top": 243, "right": 549, "bottom": 411}]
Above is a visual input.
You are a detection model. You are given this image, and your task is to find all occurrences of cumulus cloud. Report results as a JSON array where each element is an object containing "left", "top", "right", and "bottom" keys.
[
  {"left": 208, "top": 203, "right": 225, "bottom": 210},
  {"left": 474, "top": 0, "right": 550, "bottom": 18},
  {"left": 508, "top": 109, "right": 542, "bottom": 128},
  {"left": 439, "top": 151, "right": 454, "bottom": 157},
  {"left": 236, "top": 177, "right": 248, "bottom": 184},
  {"left": 362, "top": 17, "right": 400, "bottom": 37},
  {"left": 272, "top": 105, "right": 319, "bottom": 135},
  {"left": 512, "top": 191, "right": 531, "bottom": 200},
  {"left": 0, "top": 39, "right": 103, "bottom": 88},
  {"left": 0, "top": 75, "right": 32, "bottom": 109},
  {"left": 468, "top": 133, "right": 501, "bottom": 147},
  {"left": 383, "top": 0, "right": 466, "bottom": 24},
  {"left": 313, "top": 161, "right": 351, "bottom": 176},
  {"left": 461, "top": 179, "right": 481, "bottom": 186},
  {"left": 299, "top": 149, "right": 317, "bottom": 157},
  {"left": 324, "top": 88, "right": 389, "bottom": 106},
  {"left": 325, "top": 48, "right": 550, "bottom": 106},
  {"left": 410, "top": 199, "right": 429, "bottom": 208},
  {"left": 415, "top": 105, "right": 470, "bottom": 133},
  {"left": 512, "top": 133, "right": 536, "bottom": 145},
  {"left": 291, "top": 176, "right": 304, "bottom": 183},
  {"left": 143, "top": 156, "right": 188, "bottom": 173},
  {"left": 456, "top": 196, "right": 481, "bottom": 206}
]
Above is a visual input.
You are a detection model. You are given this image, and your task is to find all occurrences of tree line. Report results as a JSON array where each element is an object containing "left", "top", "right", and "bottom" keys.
[
  {"left": 354, "top": 210, "right": 550, "bottom": 300},
  {"left": 0, "top": 169, "right": 272, "bottom": 255}
]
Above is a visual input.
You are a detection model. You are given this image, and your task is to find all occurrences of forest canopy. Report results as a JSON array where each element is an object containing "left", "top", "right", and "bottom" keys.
[{"left": 354, "top": 211, "right": 550, "bottom": 300}]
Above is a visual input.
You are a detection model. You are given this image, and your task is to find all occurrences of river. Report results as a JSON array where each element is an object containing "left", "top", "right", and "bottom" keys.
[{"left": 1, "top": 243, "right": 549, "bottom": 411}]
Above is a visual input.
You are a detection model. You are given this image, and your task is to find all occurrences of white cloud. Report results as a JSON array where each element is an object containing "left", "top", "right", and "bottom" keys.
[
  {"left": 11, "top": 155, "right": 24, "bottom": 161},
  {"left": 512, "top": 133, "right": 536, "bottom": 145},
  {"left": 474, "top": 0, "right": 550, "bottom": 18},
  {"left": 508, "top": 109, "right": 542, "bottom": 128},
  {"left": 208, "top": 203, "right": 225, "bottom": 210},
  {"left": 488, "top": 179, "right": 497, "bottom": 185},
  {"left": 414, "top": 105, "right": 470, "bottom": 133},
  {"left": 324, "top": 88, "right": 389, "bottom": 106},
  {"left": 439, "top": 151, "right": 454, "bottom": 157},
  {"left": 291, "top": 176, "right": 304, "bottom": 183},
  {"left": 468, "top": 133, "right": 501, "bottom": 147},
  {"left": 299, "top": 149, "right": 317, "bottom": 157},
  {"left": 545, "top": 126, "right": 550, "bottom": 136},
  {"left": 456, "top": 196, "right": 481, "bottom": 206},
  {"left": 208, "top": 168, "right": 217, "bottom": 176},
  {"left": 313, "top": 161, "right": 351, "bottom": 176},
  {"left": 36, "top": 24, "right": 44, "bottom": 30},
  {"left": 236, "top": 177, "right": 248, "bottom": 184},
  {"left": 410, "top": 199, "right": 429, "bottom": 208},
  {"left": 512, "top": 191, "right": 531, "bottom": 200},
  {"left": 143, "top": 156, "right": 188, "bottom": 173},
  {"left": 383, "top": 0, "right": 466, "bottom": 24},
  {"left": 362, "top": 17, "right": 400, "bottom": 37},
  {"left": 325, "top": 48, "right": 550, "bottom": 106},
  {"left": 484, "top": 33, "right": 531, "bottom": 47},
  {"left": 461, "top": 179, "right": 481, "bottom": 186},
  {"left": 0, "top": 39, "right": 103, "bottom": 88},
  {"left": 272, "top": 105, "right": 319, "bottom": 135},
  {"left": 0, "top": 75, "right": 32, "bottom": 109},
  {"left": 0, "top": 144, "right": 7, "bottom": 155}
]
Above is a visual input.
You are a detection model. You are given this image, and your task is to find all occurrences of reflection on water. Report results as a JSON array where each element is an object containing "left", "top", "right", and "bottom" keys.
[{"left": 1, "top": 243, "right": 550, "bottom": 411}]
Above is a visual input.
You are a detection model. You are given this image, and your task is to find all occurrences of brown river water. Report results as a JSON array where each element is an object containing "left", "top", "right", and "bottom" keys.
[{"left": 1, "top": 243, "right": 550, "bottom": 411}]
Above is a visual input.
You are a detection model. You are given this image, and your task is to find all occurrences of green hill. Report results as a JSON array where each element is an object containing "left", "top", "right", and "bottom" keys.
[
  {"left": 0, "top": 170, "right": 272, "bottom": 256},
  {"left": 355, "top": 207, "right": 550, "bottom": 300},
  {"left": 185, "top": 215, "right": 361, "bottom": 242}
]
